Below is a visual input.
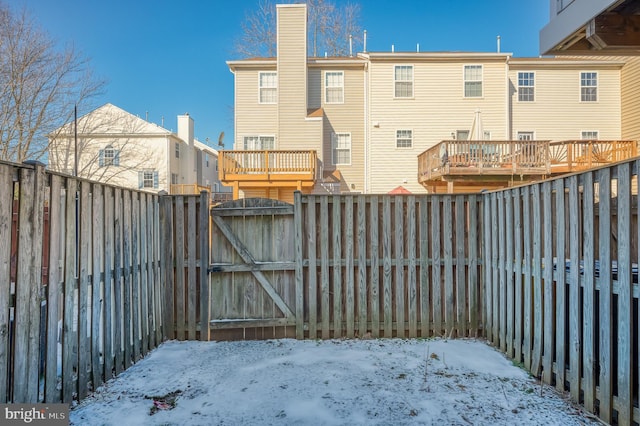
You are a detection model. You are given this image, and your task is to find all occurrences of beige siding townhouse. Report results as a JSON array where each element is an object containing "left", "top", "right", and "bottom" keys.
[{"left": 48, "top": 103, "right": 227, "bottom": 198}]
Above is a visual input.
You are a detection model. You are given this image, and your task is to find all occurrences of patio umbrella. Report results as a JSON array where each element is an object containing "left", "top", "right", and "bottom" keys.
[
  {"left": 388, "top": 185, "right": 412, "bottom": 194},
  {"left": 468, "top": 109, "right": 483, "bottom": 140}
]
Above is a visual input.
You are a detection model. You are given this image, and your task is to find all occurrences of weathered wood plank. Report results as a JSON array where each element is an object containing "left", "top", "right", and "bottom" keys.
[
  {"left": 0, "top": 165, "right": 13, "bottom": 402},
  {"left": 455, "top": 195, "right": 466, "bottom": 337},
  {"left": 382, "top": 197, "right": 392, "bottom": 337},
  {"left": 522, "top": 188, "right": 532, "bottom": 371},
  {"left": 174, "top": 196, "right": 186, "bottom": 340},
  {"left": 431, "top": 196, "right": 442, "bottom": 336},
  {"left": 554, "top": 178, "right": 566, "bottom": 392},
  {"left": 369, "top": 196, "right": 380, "bottom": 338},
  {"left": 103, "top": 186, "right": 114, "bottom": 381},
  {"left": 122, "top": 191, "right": 133, "bottom": 368},
  {"left": 78, "top": 180, "right": 91, "bottom": 400},
  {"left": 91, "top": 184, "right": 104, "bottom": 391},
  {"left": 443, "top": 196, "right": 454, "bottom": 337},
  {"left": 63, "top": 179, "right": 78, "bottom": 402},
  {"left": 199, "top": 192, "right": 210, "bottom": 341},
  {"left": 394, "top": 196, "right": 405, "bottom": 338},
  {"left": 345, "top": 196, "right": 355, "bottom": 338},
  {"left": 542, "top": 181, "right": 554, "bottom": 385},
  {"left": 491, "top": 193, "right": 499, "bottom": 346},
  {"left": 597, "top": 168, "right": 612, "bottom": 423},
  {"left": 152, "top": 197, "right": 163, "bottom": 345},
  {"left": 482, "top": 192, "right": 492, "bottom": 342},
  {"left": 307, "top": 196, "right": 318, "bottom": 339},
  {"left": 357, "top": 195, "right": 367, "bottom": 338},
  {"left": 130, "top": 192, "right": 141, "bottom": 361},
  {"left": 468, "top": 195, "right": 478, "bottom": 336},
  {"left": 531, "top": 184, "right": 542, "bottom": 376},
  {"left": 419, "top": 197, "right": 430, "bottom": 337},
  {"left": 45, "top": 174, "right": 63, "bottom": 403},
  {"left": 210, "top": 318, "right": 295, "bottom": 329},
  {"left": 505, "top": 190, "right": 514, "bottom": 357},
  {"left": 407, "top": 196, "right": 417, "bottom": 338},
  {"left": 138, "top": 193, "right": 149, "bottom": 353},
  {"left": 294, "top": 192, "right": 304, "bottom": 339},
  {"left": 332, "top": 195, "right": 342, "bottom": 337},
  {"left": 568, "top": 175, "right": 581, "bottom": 402},
  {"left": 113, "top": 187, "right": 124, "bottom": 375},
  {"left": 498, "top": 192, "right": 506, "bottom": 348},
  {"left": 582, "top": 172, "right": 595, "bottom": 411},
  {"left": 320, "top": 196, "right": 330, "bottom": 339},
  {"left": 616, "top": 162, "right": 632, "bottom": 425},
  {"left": 514, "top": 187, "right": 523, "bottom": 363},
  {"left": 187, "top": 196, "right": 197, "bottom": 340}
]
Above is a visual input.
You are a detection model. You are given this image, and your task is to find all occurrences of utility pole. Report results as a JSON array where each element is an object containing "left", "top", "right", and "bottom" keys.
[{"left": 74, "top": 104, "right": 78, "bottom": 176}]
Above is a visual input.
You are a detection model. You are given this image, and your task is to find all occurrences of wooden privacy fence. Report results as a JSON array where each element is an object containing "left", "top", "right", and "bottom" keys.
[
  {"left": 483, "top": 158, "right": 640, "bottom": 426},
  {"left": 208, "top": 194, "right": 483, "bottom": 341},
  {"left": 0, "top": 160, "right": 165, "bottom": 404}
]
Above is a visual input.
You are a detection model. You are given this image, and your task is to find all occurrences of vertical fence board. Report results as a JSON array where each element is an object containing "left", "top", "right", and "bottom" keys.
[
  {"left": 407, "top": 196, "right": 417, "bottom": 338},
  {"left": 62, "top": 179, "right": 78, "bottom": 402},
  {"left": 498, "top": 192, "right": 506, "bottom": 350},
  {"left": 122, "top": 191, "right": 132, "bottom": 369},
  {"left": 598, "top": 168, "right": 612, "bottom": 423},
  {"left": 45, "top": 175, "right": 63, "bottom": 403},
  {"left": 616, "top": 163, "right": 632, "bottom": 425},
  {"left": 582, "top": 172, "right": 595, "bottom": 411},
  {"left": 531, "top": 184, "right": 542, "bottom": 376},
  {"left": 345, "top": 196, "right": 355, "bottom": 338},
  {"left": 357, "top": 195, "right": 367, "bottom": 338},
  {"left": 199, "top": 193, "right": 210, "bottom": 341},
  {"left": 187, "top": 197, "right": 197, "bottom": 340},
  {"left": 332, "top": 196, "right": 342, "bottom": 337},
  {"left": 131, "top": 193, "right": 141, "bottom": 361},
  {"left": 369, "top": 196, "right": 380, "bottom": 338},
  {"left": 455, "top": 195, "right": 466, "bottom": 337},
  {"left": 443, "top": 196, "right": 454, "bottom": 337},
  {"left": 382, "top": 197, "right": 392, "bottom": 337},
  {"left": 554, "top": 178, "right": 566, "bottom": 392},
  {"left": 522, "top": 188, "right": 532, "bottom": 370},
  {"left": 91, "top": 185, "right": 104, "bottom": 391},
  {"left": 419, "top": 198, "right": 430, "bottom": 337},
  {"left": 491, "top": 193, "right": 499, "bottom": 346},
  {"left": 568, "top": 175, "right": 581, "bottom": 402},
  {"left": 103, "top": 187, "right": 114, "bottom": 381},
  {"left": 307, "top": 196, "right": 317, "bottom": 338},
  {"left": 320, "top": 197, "right": 330, "bottom": 339},
  {"left": 483, "top": 193, "right": 492, "bottom": 342},
  {"left": 175, "top": 196, "right": 185, "bottom": 340},
  {"left": 0, "top": 166, "right": 12, "bottom": 402},
  {"left": 514, "top": 187, "right": 523, "bottom": 362},
  {"left": 78, "top": 181, "right": 91, "bottom": 400},
  {"left": 432, "top": 196, "right": 442, "bottom": 336},
  {"left": 542, "top": 181, "right": 554, "bottom": 385},
  {"left": 505, "top": 190, "right": 514, "bottom": 357},
  {"left": 139, "top": 193, "right": 149, "bottom": 353},
  {"left": 113, "top": 188, "right": 123, "bottom": 375},
  {"left": 468, "top": 195, "right": 478, "bottom": 335},
  {"left": 294, "top": 192, "right": 304, "bottom": 339},
  {"left": 160, "top": 195, "right": 174, "bottom": 340},
  {"left": 394, "top": 197, "right": 405, "bottom": 337}
]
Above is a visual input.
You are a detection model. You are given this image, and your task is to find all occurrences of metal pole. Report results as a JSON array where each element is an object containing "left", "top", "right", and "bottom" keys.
[{"left": 74, "top": 104, "right": 78, "bottom": 176}]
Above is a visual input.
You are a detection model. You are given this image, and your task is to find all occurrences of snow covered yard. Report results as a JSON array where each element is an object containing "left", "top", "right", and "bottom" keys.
[{"left": 70, "top": 338, "right": 598, "bottom": 425}]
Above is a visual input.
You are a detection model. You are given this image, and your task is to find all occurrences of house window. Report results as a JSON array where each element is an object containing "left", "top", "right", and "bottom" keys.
[
  {"left": 517, "top": 132, "right": 534, "bottom": 141},
  {"left": 464, "top": 65, "right": 483, "bottom": 98},
  {"left": 394, "top": 65, "right": 413, "bottom": 98},
  {"left": 171, "top": 173, "right": 178, "bottom": 185},
  {"left": 580, "top": 72, "right": 597, "bottom": 102},
  {"left": 259, "top": 72, "right": 277, "bottom": 104},
  {"left": 325, "top": 71, "right": 344, "bottom": 103},
  {"left": 581, "top": 131, "right": 599, "bottom": 140},
  {"left": 483, "top": 131, "right": 491, "bottom": 140},
  {"left": 518, "top": 72, "right": 535, "bottom": 102},
  {"left": 396, "top": 130, "right": 412, "bottom": 148},
  {"left": 243, "top": 135, "right": 275, "bottom": 150},
  {"left": 139, "top": 170, "right": 159, "bottom": 189},
  {"left": 99, "top": 145, "right": 120, "bottom": 167},
  {"left": 205, "top": 153, "right": 210, "bottom": 167},
  {"left": 175, "top": 142, "right": 180, "bottom": 158},
  {"left": 456, "top": 130, "right": 469, "bottom": 141},
  {"left": 332, "top": 132, "right": 351, "bottom": 165}
]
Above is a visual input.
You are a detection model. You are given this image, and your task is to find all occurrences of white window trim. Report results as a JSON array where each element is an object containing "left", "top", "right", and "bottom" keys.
[
  {"left": 579, "top": 71, "right": 598, "bottom": 103},
  {"left": 242, "top": 135, "right": 277, "bottom": 150},
  {"left": 580, "top": 130, "right": 599, "bottom": 140},
  {"left": 393, "top": 65, "right": 414, "bottom": 99},
  {"left": 324, "top": 70, "right": 344, "bottom": 104},
  {"left": 517, "top": 71, "right": 535, "bottom": 103},
  {"left": 516, "top": 131, "right": 535, "bottom": 141},
  {"left": 395, "top": 129, "right": 413, "bottom": 149},
  {"left": 258, "top": 71, "right": 278, "bottom": 104},
  {"left": 463, "top": 64, "right": 483, "bottom": 98},
  {"left": 332, "top": 132, "right": 352, "bottom": 166}
]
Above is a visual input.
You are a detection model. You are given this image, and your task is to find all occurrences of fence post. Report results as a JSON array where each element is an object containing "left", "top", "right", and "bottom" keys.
[
  {"left": 199, "top": 191, "right": 210, "bottom": 341},
  {"left": 159, "top": 192, "right": 174, "bottom": 340},
  {"left": 294, "top": 191, "right": 304, "bottom": 339}
]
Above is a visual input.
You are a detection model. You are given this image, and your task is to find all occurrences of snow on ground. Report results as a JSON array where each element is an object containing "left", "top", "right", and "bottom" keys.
[{"left": 70, "top": 338, "right": 598, "bottom": 425}]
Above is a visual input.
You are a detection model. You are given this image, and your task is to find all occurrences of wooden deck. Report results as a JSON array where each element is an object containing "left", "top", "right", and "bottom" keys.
[
  {"left": 418, "top": 140, "right": 637, "bottom": 193},
  {"left": 219, "top": 150, "right": 318, "bottom": 200}
]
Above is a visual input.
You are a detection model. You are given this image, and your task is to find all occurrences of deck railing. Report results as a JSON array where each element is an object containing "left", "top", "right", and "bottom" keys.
[
  {"left": 170, "top": 184, "right": 210, "bottom": 195},
  {"left": 418, "top": 140, "right": 550, "bottom": 182},
  {"left": 219, "top": 150, "right": 317, "bottom": 182},
  {"left": 548, "top": 140, "right": 637, "bottom": 173}
]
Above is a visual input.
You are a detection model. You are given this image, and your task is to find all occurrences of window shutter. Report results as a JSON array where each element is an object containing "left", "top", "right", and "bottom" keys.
[
  {"left": 138, "top": 171, "right": 143, "bottom": 189},
  {"left": 153, "top": 171, "right": 159, "bottom": 189},
  {"left": 114, "top": 150, "right": 120, "bottom": 166},
  {"left": 99, "top": 149, "right": 104, "bottom": 167}
]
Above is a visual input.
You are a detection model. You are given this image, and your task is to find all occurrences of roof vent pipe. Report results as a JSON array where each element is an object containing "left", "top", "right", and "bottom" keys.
[
  {"left": 349, "top": 34, "right": 353, "bottom": 57},
  {"left": 363, "top": 30, "right": 367, "bottom": 53},
  {"left": 497, "top": 35, "right": 501, "bottom": 53},
  {"left": 392, "top": 44, "right": 395, "bottom": 53},
  {"left": 417, "top": 43, "right": 420, "bottom": 52}
]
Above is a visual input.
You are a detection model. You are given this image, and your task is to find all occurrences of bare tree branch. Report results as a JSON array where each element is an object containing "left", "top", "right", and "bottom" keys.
[{"left": 0, "top": 2, "right": 105, "bottom": 163}]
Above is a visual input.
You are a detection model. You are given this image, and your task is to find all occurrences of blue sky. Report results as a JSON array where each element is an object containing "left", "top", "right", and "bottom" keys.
[{"left": 12, "top": 0, "right": 549, "bottom": 150}]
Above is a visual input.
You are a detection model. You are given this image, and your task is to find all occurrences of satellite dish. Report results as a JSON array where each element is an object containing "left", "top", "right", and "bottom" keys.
[
  {"left": 439, "top": 143, "right": 448, "bottom": 166},
  {"left": 217, "top": 131, "right": 225, "bottom": 147}
]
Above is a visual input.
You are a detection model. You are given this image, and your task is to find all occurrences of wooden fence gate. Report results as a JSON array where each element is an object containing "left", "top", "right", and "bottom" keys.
[{"left": 209, "top": 198, "right": 297, "bottom": 340}]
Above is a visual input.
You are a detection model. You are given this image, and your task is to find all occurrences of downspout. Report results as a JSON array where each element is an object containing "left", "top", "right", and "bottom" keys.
[
  {"left": 505, "top": 55, "right": 512, "bottom": 141},
  {"left": 364, "top": 60, "right": 369, "bottom": 193}
]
